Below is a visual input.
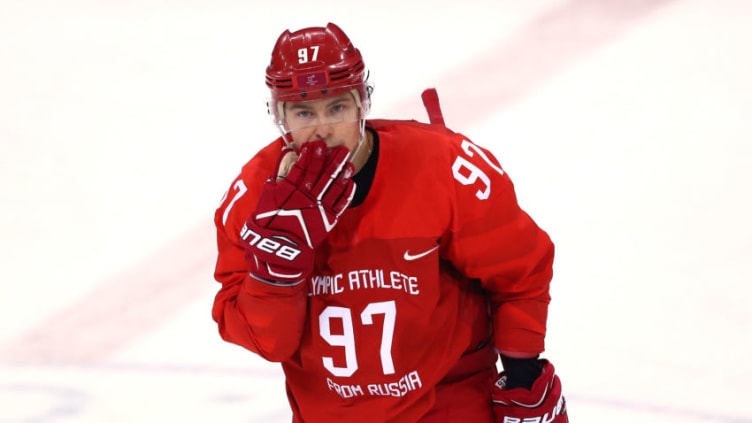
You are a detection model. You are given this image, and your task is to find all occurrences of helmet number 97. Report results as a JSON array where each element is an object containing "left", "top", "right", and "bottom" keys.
[
  {"left": 452, "top": 139, "right": 505, "bottom": 200},
  {"left": 298, "top": 46, "right": 320, "bottom": 64}
]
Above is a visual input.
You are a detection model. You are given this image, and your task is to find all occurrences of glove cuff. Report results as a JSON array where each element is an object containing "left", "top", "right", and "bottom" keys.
[{"left": 499, "top": 354, "right": 542, "bottom": 390}]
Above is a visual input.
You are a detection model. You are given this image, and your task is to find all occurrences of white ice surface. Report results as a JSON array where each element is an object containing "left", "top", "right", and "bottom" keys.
[{"left": 1, "top": 1, "right": 751, "bottom": 422}]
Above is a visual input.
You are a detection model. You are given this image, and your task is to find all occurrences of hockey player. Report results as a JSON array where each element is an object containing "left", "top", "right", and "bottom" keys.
[{"left": 212, "top": 22, "right": 568, "bottom": 423}]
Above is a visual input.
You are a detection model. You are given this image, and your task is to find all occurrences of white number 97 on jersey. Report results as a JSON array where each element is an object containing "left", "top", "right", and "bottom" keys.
[{"left": 451, "top": 139, "right": 505, "bottom": 200}]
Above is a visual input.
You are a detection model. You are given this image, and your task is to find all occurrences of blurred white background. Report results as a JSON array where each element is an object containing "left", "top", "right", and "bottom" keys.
[{"left": 1, "top": 0, "right": 751, "bottom": 421}]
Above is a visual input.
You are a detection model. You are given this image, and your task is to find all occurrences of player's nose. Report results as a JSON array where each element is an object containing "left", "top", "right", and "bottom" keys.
[{"left": 312, "top": 119, "right": 333, "bottom": 140}]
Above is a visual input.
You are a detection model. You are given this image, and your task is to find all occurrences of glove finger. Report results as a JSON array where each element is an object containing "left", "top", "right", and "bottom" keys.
[
  {"left": 311, "top": 145, "right": 350, "bottom": 199},
  {"left": 331, "top": 178, "right": 356, "bottom": 215},
  {"left": 320, "top": 163, "right": 355, "bottom": 214},
  {"left": 286, "top": 141, "right": 327, "bottom": 191}
]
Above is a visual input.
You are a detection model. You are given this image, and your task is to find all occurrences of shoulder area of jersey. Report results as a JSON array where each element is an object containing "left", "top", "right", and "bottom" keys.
[{"left": 366, "top": 118, "right": 458, "bottom": 137}]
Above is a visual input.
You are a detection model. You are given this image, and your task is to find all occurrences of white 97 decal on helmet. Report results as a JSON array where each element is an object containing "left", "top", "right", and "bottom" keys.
[
  {"left": 452, "top": 139, "right": 505, "bottom": 200},
  {"left": 298, "top": 46, "right": 320, "bottom": 63}
]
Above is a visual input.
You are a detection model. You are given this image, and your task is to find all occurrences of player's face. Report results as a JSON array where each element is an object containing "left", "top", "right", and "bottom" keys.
[{"left": 283, "top": 92, "right": 362, "bottom": 153}]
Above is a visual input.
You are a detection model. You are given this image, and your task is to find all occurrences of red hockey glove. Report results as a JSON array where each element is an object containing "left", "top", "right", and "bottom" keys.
[
  {"left": 492, "top": 359, "right": 569, "bottom": 423},
  {"left": 241, "top": 141, "right": 355, "bottom": 285}
]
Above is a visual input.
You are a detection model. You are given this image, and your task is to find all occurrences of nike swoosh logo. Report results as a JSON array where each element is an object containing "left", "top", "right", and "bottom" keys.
[{"left": 403, "top": 246, "right": 439, "bottom": 261}]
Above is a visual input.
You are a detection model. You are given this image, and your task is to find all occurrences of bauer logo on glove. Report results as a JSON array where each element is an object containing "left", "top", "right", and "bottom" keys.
[
  {"left": 492, "top": 360, "right": 569, "bottom": 423},
  {"left": 239, "top": 224, "right": 303, "bottom": 261}
]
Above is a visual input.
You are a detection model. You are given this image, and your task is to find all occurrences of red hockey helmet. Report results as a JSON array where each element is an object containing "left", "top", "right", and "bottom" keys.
[{"left": 266, "top": 23, "right": 371, "bottom": 122}]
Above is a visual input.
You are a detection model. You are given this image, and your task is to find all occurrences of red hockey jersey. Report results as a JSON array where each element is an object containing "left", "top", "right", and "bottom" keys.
[{"left": 212, "top": 119, "right": 554, "bottom": 422}]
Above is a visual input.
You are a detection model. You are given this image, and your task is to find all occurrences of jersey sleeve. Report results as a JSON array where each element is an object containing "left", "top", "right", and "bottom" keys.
[
  {"left": 441, "top": 135, "right": 554, "bottom": 354},
  {"left": 211, "top": 141, "right": 309, "bottom": 362}
]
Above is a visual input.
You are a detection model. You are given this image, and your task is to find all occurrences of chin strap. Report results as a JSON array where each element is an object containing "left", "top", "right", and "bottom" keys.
[
  {"left": 421, "top": 88, "right": 445, "bottom": 126},
  {"left": 347, "top": 120, "right": 367, "bottom": 165}
]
